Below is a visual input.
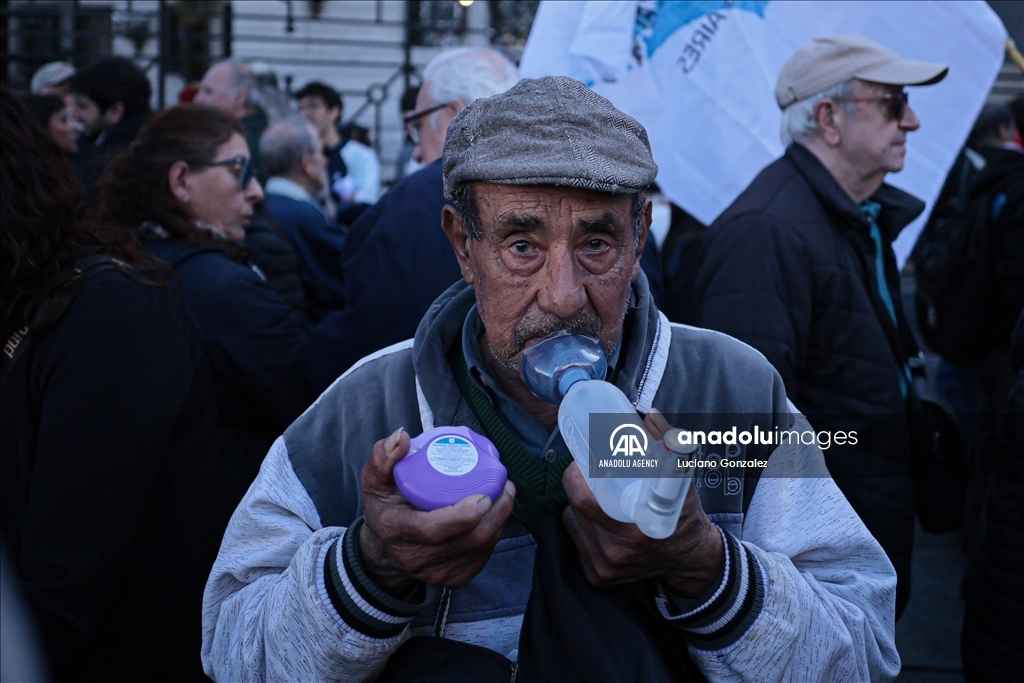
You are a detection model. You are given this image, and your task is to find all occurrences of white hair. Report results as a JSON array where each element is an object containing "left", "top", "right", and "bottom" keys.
[
  {"left": 260, "top": 116, "right": 318, "bottom": 179},
  {"left": 215, "top": 59, "right": 262, "bottom": 111},
  {"left": 422, "top": 47, "right": 519, "bottom": 112},
  {"left": 779, "top": 80, "right": 856, "bottom": 146}
]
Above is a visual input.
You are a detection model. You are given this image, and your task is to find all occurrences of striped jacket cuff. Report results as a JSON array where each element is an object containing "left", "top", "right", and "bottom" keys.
[
  {"left": 655, "top": 526, "right": 765, "bottom": 652},
  {"left": 323, "top": 518, "right": 428, "bottom": 640}
]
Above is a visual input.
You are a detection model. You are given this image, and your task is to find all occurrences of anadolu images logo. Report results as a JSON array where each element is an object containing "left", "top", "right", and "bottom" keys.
[{"left": 609, "top": 424, "right": 648, "bottom": 457}]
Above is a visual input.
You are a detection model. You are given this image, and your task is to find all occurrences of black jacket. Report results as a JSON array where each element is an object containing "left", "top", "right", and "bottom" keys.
[
  {"left": 695, "top": 144, "right": 925, "bottom": 617},
  {"left": 962, "top": 312, "right": 1024, "bottom": 682},
  {"left": 242, "top": 206, "right": 309, "bottom": 328},
  {"left": 145, "top": 236, "right": 311, "bottom": 492},
  {"left": 73, "top": 111, "right": 150, "bottom": 195},
  {"left": 973, "top": 146, "right": 1024, "bottom": 343},
  {"left": 1, "top": 266, "right": 223, "bottom": 681}
]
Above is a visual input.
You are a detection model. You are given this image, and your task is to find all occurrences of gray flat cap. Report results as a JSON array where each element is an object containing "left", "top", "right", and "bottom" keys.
[{"left": 443, "top": 76, "right": 657, "bottom": 200}]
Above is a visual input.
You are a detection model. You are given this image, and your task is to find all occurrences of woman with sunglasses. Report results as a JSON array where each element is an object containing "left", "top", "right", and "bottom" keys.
[{"left": 99, "top": 104, "right": 312, "bottom": 509}]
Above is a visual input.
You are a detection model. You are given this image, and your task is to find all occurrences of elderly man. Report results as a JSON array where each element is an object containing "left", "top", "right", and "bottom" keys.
[
  {"left": 203, "top": 76, "right": 899, "bottom": 682},
  {"left": 195, "top": 60, "right": 268, "bottom": 182},
  {"left": 261, "top": 116, "right": 348, "bottom": 321},
  {"left": 694, "top": 35, "right": 948, "bottom": 618}
]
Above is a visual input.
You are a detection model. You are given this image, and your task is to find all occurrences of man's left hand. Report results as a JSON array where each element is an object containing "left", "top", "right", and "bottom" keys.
[{"left": 561, "top": 410, "right": 725, "bottom": 599}]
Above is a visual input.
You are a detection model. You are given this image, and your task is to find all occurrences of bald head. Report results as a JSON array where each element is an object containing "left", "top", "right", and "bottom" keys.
[{"left": 195, "top": 60, "right": 258, "bottom": 119}]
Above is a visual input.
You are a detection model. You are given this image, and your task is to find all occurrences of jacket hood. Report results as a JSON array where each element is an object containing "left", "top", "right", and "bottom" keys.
[
  {"left": 786, "top": 144, "right": 925, "bottom": 243},
  {"left": 411, "top": 270, "right": 662, "bottom": 427}
]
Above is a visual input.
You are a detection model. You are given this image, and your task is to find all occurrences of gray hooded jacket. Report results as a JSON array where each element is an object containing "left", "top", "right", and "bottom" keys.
[{"left": 202, "top": 276, "right": 900, "bottom": 682}]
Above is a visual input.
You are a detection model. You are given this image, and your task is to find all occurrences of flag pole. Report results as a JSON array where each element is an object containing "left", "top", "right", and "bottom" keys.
[{"left": 1007, "top": 37, "right": 1024, "bottom": 73}]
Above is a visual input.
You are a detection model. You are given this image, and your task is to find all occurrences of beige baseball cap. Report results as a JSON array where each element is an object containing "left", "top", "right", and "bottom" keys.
[{"left": 775, "top": 34, "right": 947, "bottom": 110}]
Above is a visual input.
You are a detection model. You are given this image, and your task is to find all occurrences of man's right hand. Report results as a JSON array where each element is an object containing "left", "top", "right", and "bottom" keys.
[{"left": 358, "top": 427, "right": 516, "bottom": 595}]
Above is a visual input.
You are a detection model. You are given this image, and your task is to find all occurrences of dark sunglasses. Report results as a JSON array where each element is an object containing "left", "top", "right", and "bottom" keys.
[
  {"left": 206, "top": 156, "right": 258, "bottom": 190},
  {"left": 834, "top": 90, "right": 909, "bottom": 121},
  {"left": 402, "top": 102, "right": 450, "bottom": 144}
]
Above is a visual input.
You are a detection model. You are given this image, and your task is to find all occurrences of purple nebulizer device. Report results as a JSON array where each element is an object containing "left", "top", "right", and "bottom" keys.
[{"left": 393, "top": 426, "right": 507, "bottom": 511}]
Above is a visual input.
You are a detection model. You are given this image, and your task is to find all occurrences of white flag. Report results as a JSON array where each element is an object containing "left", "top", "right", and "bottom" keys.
[{"left": 520, "top": 1, "right": 1008, "bottom": 266}]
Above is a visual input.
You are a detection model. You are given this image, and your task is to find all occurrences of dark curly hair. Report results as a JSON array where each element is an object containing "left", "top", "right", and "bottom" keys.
[
  {"left": 98, "top": 104, "right": 246, "bottom": 253},
  {"left": 0, "top": 87, "right": 153, "bottom": 340}
]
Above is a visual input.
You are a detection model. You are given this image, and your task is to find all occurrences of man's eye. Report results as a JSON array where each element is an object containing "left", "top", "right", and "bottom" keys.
[
  {"left": 584, "top": 238, "right": 609, "bottom": 251},
  {"left": 511, "top": 240, "right": 533, "bottom": 254}
]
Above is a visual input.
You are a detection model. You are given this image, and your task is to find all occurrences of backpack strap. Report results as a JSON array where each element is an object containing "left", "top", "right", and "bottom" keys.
[{"left": 1, "top": 254, "right": 126, "bottom": 385}]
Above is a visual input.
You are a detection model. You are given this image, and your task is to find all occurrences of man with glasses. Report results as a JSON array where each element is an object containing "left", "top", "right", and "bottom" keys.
[{"left": 693, "top": 35, "right": 947, "bottom": 618}]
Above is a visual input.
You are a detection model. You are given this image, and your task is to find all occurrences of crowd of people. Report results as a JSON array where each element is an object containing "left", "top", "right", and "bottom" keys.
[{"left": 1, "top": 32, "right": 1021, "bottom": 683}]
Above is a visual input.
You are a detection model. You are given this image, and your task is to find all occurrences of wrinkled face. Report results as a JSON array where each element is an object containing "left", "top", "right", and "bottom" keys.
[
  {"left": 839, "top": 79, "right": 921, "bottom": 178},
  {"left": 447, "top": 183, "right": 648, "bottom": 374},
  {"left": 297, "top": 96, "right": 340, "bottom": 141},
  {"left": 48, "top": 106, "right": 79, "bottom": 154},
  {"left": 194, "top": 63, "right": 243, "bottom": 117},
  {"left": 70, "top": 94, "right": 103, "bottom": 137},
  {"left": 410, "top": 86, "right": 456, "bottom": 165},
  {"left": 182, "top": 133, "right": 264, "bottom": 241}
]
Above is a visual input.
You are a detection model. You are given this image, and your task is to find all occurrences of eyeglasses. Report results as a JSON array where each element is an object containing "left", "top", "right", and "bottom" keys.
[
  {"left": 206, "top": 156, "right": 258, "bottom": 190},
  {"left": 402, "top": 102, "right": 450, "bottom": 144},
  {"left": 833, "top": 90, "right": 909, "bottom": 121}
]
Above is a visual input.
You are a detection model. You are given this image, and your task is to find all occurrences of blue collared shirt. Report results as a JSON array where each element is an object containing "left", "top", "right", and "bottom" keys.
[{"left": 461, "top": 305, "right": 622, "bottom": 462}]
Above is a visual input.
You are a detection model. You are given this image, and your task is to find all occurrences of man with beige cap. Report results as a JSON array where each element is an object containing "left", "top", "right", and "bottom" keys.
[{"left": 695, "top": 35, "right": 948, "bottom": 618}]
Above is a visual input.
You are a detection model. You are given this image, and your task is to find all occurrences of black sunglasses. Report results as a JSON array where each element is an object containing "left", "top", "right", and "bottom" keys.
[
  {"left": 834, "top": 90, "right": 909, "bottom": 121},
  {"left": 402, "top": 102, "right": 451, "bottom": 144},
  {"left": 206, "top": 156, "right": 258, "bottom": 190}
]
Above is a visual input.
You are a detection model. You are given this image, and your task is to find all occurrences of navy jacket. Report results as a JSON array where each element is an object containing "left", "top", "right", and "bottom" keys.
[
  {"left": 306, "top": 161, "right": 665, "bottom": 394},
  {"left": 263, "top": 191, "right": 347, "bottom": 322},
  {"left": 145, "top": 237, "right": 311, "bottom": 496},
  {"left": 306, "top": 161, "right": 454, "bottom": 393}
]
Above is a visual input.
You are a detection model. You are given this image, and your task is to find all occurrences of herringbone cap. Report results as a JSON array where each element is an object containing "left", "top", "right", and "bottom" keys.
[{"left": 442, "top": 76, "right": 657, "bottom": 200}]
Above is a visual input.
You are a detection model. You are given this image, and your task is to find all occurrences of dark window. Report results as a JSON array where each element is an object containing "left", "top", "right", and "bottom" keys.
[
  {"left": 407, "top": 0, "right": 467, "bottom": 47},
  {"left": 1, "top": 1, "right": 111, "bottom": 91},
  {"left": 490, "top": 0, "right": 539, "bottom": 50}
]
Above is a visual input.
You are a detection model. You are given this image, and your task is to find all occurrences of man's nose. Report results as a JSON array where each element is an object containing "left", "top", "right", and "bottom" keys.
[
  {"left": 411, "top": 143, "right": 424, "bottom": 164},
  {"left": 537, "top": 246, "right": 587, "bottom": 319},
  {"left": 900, "top": 104, "right": 921, "bottom": 131}
]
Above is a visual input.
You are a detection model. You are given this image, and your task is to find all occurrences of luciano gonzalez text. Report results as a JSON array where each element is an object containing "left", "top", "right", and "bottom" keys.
[{"left": 593, "top": 423, "right": 859, "bottom": 476}]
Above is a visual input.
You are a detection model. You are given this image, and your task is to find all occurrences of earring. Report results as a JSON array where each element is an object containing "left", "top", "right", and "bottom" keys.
[{"left": 182, "top": 195, "right": 190, "bottom": 204}]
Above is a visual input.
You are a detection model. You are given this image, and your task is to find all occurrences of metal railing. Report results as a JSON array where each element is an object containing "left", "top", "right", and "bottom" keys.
[{"left": 1, "top": 0, "right": 534, "bottom": 181}]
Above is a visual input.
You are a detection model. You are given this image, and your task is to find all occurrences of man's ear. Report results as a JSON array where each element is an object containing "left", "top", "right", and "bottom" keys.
[
  {"left": 630, "top": 197, "right": 652, "bottom": 281},
  {"left": 449, "top": 100, "right": 468, "bottom": 118},
  {"left": 300, "top": 151, "right": 316, "bottom": 179},
  {"left": 441, "top": 204, "right": 475, "bottom": 284},
  {"left": 103, "top": 101, "right": 125, "bottom": 127},
  {"left": 813, "top": 99, "right": 842, "bottom": 147},
  {"left": 234, "top": 89, "right": 249, "bottom": 116}
]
